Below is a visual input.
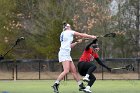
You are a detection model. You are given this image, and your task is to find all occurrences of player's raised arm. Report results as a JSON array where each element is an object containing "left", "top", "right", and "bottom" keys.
[
  {"left": 74, "top": 32, "right": 97, "bottom": 39},
  {"left": 71, "top": 39, "right": 82, "bottom": 48},
  {"left": 85, "top": 39, "right": 98, "bottom": 51}
]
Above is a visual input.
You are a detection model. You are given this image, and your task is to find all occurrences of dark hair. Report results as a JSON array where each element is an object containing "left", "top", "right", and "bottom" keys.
[
  {"left": 63, "top": 22, "right": 67, "bottom": 31},
  {"left": 63, "top": 22, "right": 67, "bottom": 27},
  {"left": 63, "top": 22, "right": 71, "bottom": 31}
]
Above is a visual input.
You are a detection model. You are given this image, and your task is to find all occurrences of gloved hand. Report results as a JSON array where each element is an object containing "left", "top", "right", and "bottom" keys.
[
  {"left": 91, "top": 39, "right": 98, "bottom": 44},
  {"left": 106, "top": 67, "right": 112, "bottom": 72},
  {"left": 0, "top": 55, "right": 4, "bottom": 61}
]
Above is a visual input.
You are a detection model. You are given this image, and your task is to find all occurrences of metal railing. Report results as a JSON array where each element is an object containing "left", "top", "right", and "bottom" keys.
[{"left": 0, "top": 58, "right": 139, "bottom": 80}]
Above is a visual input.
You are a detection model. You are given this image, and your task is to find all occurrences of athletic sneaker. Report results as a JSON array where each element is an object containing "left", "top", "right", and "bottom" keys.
[
  {"left": 83, "top": 77, "right": 90, "bottom": 82},
  {"left": 52, "top": 83, "right": 59, "bottom": 93},
  {"left": 79, "top": 82, "right": 85, "bottom": 91},
  {"left": 83, "top": 88, "right": 92, "bottom": 93}
]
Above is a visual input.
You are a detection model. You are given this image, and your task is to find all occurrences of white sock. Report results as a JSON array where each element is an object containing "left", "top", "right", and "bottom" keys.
[
  {"left": 86, "top": 86, "right": 90, "bottom": 90},
  {"left": 55, "top": 80, "right": 60, "bottom": 84},
  {"left": 85, "top": 74, "right": 89, "bottom": 78},
  {"left": 77, "top": 81, "right": 82, "bottom": 86}
]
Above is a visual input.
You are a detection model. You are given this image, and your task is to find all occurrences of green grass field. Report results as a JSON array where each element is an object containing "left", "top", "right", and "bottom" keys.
[{"left": 0, "top": 80, "right": 140, "bottom": 93}]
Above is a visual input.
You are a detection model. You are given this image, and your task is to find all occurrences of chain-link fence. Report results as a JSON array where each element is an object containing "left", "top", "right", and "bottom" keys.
[{"left": 0, "top": 58, "right": 139, "bottom": 80}]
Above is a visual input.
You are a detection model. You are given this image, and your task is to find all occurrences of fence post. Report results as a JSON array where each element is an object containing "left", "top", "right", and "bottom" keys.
[
  {"left": 16, "top": 62, "right": 18, "bottom": 80},
  {"left": 13, "top": 60, "right": 17, "bottom": 81},
  {"left": 39, "top": 61, "right": 41, "bottom": 80},
  {"left": 138, "top": 60, "right": 140, "bottom": 80},
  {"left": 12, "top": 66, "right": 14, "bottom": 80},
  {"left": 102, "top": 67, "right": 104, "bottom": 80},
  {"left": 102, "top": 59, "right": 105, "bottom": 80}
]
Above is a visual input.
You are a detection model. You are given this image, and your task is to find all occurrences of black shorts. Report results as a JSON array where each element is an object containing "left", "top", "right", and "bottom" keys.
[{"left": 77, "top": 61, "right": 95, "bottom": 76}]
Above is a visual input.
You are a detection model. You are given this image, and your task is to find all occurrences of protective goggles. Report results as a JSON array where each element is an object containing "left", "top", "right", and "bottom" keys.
[{"left": 92, "top": 44, "right": 99, "bottom": 52}]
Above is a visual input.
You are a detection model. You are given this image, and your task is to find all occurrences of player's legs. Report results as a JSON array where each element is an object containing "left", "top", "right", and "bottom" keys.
[
  {"left": 57, "top": 61, "right": 70, "bottom": 81},
  {"left": 88, "top": 74, "right": 96, "bottom": 87},
  {"left": 83, "top": 64, "right": 96, "bottom": 82},
  {"left": 52, "top": 61, "right": 70, "bottom": 93},
  {"left": 83, "top": 74, "right": 96, "bottom": 93},
  {"left": 70, "top": 61, "right": 85, "bottom": 91},
  {"left": 70, "top": 61, "right": 80, "bottom": 81},
  {"left": 77, "top": 62, "right": 94, "bottom": 93}
]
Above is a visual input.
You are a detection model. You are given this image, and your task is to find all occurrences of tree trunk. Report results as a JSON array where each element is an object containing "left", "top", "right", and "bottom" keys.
[{"left": 136, "top": 0, "right": 140, "bottom": 57}]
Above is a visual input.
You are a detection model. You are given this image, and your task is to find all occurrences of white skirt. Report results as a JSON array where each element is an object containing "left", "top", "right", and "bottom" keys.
[{"left": 58, "top": 49, "right": 72, "bottom": 62}]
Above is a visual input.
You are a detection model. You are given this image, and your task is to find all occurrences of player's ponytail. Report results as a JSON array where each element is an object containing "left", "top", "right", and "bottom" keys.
[{"left": 63, "top": 22, "right": 67, "bottom": 31}]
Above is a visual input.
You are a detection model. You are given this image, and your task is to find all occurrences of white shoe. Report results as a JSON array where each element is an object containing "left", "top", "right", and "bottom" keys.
[
  {"left": 83, "top": 88, "right": 92, "bottom": 93},
  {"left": 83, "top": 77, "right": 90, "bottom": 82}
]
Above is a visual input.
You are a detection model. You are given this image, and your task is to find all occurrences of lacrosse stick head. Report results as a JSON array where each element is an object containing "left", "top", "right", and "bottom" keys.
[
  {"left": 15, "top": 37, "right": 25, "bottom": 45},
  {"left": 104, "top": 33, "right": 116, "bottom": 37},
  {"left": 125, "top": 64, "right": 135, "bottom": 71}
]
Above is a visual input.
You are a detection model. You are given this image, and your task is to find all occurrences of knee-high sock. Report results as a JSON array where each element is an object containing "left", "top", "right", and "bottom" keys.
[{"left": 88, "top": 74, "right": 96, "bottom": 87}]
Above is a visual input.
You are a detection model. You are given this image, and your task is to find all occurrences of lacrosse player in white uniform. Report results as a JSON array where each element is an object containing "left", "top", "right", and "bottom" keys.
[{"left": 52, "top": 22, "right": 97, "bottom": 93}]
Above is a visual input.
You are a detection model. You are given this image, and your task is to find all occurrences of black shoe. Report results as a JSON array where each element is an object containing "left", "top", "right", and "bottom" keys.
[
  {"left": 52, "top": 83, "right": 59, "bottom": 93},
  {"left": 79, "top": 82, "right": 85, "bottom": 91}
]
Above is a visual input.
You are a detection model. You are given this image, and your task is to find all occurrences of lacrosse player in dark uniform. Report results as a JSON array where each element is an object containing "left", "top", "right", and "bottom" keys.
[{"left": 77, "top": 39, "right": 111, "bottom": 93}]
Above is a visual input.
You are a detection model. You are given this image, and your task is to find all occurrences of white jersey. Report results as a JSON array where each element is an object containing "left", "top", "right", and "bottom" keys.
[
  {"left": 58, "top": 30, "right": 75, "bottom": 62},
  {"left": 59, "top": 30, "right": 75, "bottom": 51}
]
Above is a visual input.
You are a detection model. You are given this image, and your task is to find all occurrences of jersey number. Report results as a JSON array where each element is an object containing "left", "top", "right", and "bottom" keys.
[{"left": 60, "top": 34, "right": 63, "bottom": 42}]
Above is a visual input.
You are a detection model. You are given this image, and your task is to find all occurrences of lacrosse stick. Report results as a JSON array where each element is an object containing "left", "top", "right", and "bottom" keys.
[
  {"left": 81, "top": 32, "right": 116, "bottom": 41},
  {"left": 111, "top": 64, "right": 135, "bottom": 71},
  {"left": 0, "top": 37, "right": 25, "bottom": 61},
  {"left": 102, "top": 32, "right": 116, "bottom": 38}
]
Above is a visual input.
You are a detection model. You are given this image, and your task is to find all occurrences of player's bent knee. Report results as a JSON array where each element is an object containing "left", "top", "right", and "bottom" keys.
[{"left": 63, "top": 70, "right": 70, "bottom": 74}]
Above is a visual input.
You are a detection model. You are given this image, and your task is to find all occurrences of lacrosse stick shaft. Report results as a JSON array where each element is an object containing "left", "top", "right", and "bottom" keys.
[
  {"left": 111, "top": 64, "right": 134, "bottom": 71},
  {"left": 2, "top": 37, "right": 25, "bottom": 57},
  {"left": 82, "top": 33, "right": 116, "bottom": 41},
  {"left": 3, "top": 44, "right": 17, "bottom": 57},
  {"left": 112, "top": 67, "right": 126, "bottom": 70}
]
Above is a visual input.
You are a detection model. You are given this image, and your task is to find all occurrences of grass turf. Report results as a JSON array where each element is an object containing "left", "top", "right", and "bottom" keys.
[{"left": 0, "top": 80, "right": 140, "bottom": 93}]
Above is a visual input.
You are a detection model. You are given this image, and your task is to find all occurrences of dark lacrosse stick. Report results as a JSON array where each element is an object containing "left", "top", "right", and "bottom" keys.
[
  {"left": 0, "top": 37, "right": 25, "bottom": 61},
  {"left": 111, "top": 64, "right": 135, "bottom": 71}
]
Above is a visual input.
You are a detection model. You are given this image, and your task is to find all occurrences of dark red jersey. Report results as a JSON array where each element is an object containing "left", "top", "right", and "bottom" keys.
[{"left": 79, "top": 48, "right": 99, "bottom": 62}]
